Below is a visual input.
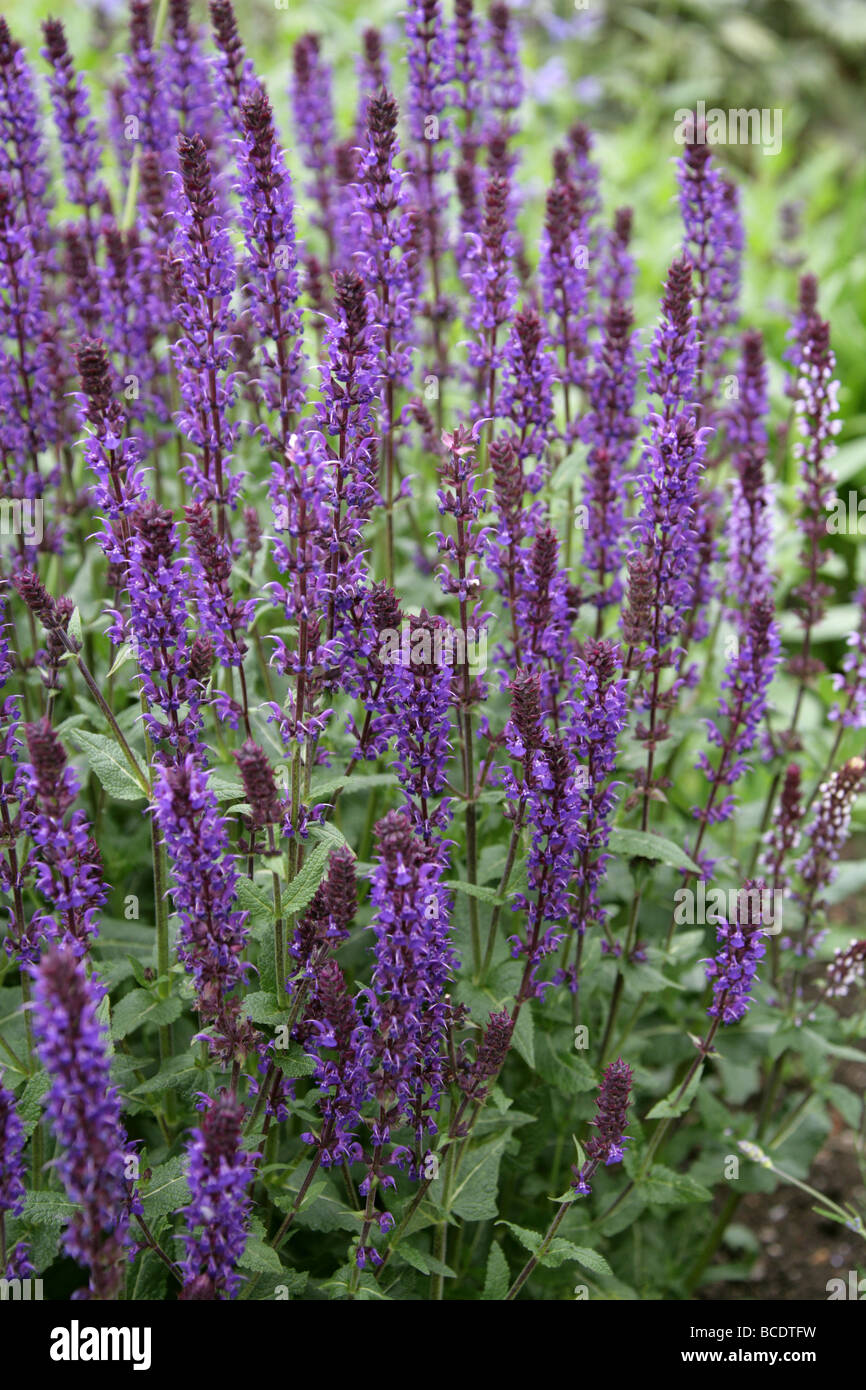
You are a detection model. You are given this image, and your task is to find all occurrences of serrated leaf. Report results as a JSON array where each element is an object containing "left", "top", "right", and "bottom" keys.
[
  {"left": 608, "top": 828, "right": 701, "bottom": 873},
  {"left": 397, "top": 1242, "right": 456, "bottom": 1277},
  {"left": 22, "top": 1190, "right": 78, "bottom": 1228},
  {"left": 482, "top": 1242, "right": 510, "bottom": 1300},
  {"left": 445, "top": 878, "right": 504, "bottom": 906},
  {"left": 272, "top": 1044, "right": 317, "bottom": 1078},
  {"left": 129, "top": 1053, "right": 201, "bottom": 1098},
  {"left": 449, "top": 1135, "right": 508, "bottom": 1222},
  {"left": 639, "top": 1163, "right": 712, "bottom": 1206},
  {"left": 70, "top": 729, "right": 148, "bottom": 800},
  {"left": 282, "top": 838, "right": 334, "bottom": 917},
  {"left": 141, "top": 1156, "right": 190, "bottom": 1218},
  {"left": 110, "top": 988, "right": 183, "bottom": 1040},
  {"left": 308, "top": 771, "right": 400, "bottom": 801},
  {"left": 241, "top": 990, "right": 287, "bottom": 1027},
  {"left": 239, "top": 1238, "right": 283, "bottom": 1274},
  {"left": 17, "top": 1070, "right": 50, "bottom": 1138}
]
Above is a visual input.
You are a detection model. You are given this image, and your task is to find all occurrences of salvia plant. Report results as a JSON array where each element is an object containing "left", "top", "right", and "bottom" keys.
[{"left": 0, "top": 0, "right": 863, "bottom": 1307}]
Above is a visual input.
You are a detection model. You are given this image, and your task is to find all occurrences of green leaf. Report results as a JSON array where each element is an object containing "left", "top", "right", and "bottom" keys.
[
  {"left": 646, "top": 1065, "right": 704, "bottom": 1120},
  {"left": 107, "top": 642, "right": 135, "bottom": 678},
  {"left": 449, "top": 1135, "right": 508, "bottom": 1221},
  {"left": 397, "top": 1243, "right": 456, "bottom": 1278},
  {"left": 17, "top": 1070, "right": 50, "bottom": 1138},
  {"left": 129, "top": 1054, "right": 202, "bottom": 1099},
  {"left": 22, "top": 1189, "right": 78, "bottom": 1228},
  {"left": 141, "top": 1156, "right": 190, "bottom": 1219},
  {"left": 242, "top": 990, "right": 287, "bottom": 1027},
  {"left": 445, "top": 879, "right": 504, "bottom": 906},
  {"left": 130, "top": 1248, "right": 169, "bottom": 1301},
  {"left": 239, "top": 1238, "right": 284, "bottom": 1274},
  {"left": 639, "top": 1163, "right": 712, "bottom": 1207},
  {"left": 110, "top": 988, "right": 183, "bottom": 1040},
  {"left": 71, "top": 729, "right": 148, "bottom": 801},
  {"left": 497, "top": 1221, "right": 612, "bottom": 1275},
  {"left": 309, "top": 771, "right": 400, "bottom": 801},
  {"left": 481, "top": 1242, "right": 510, "bottom": 1300},
  {"left": 608, "top": 828, "right": 701, "bottom": 874},
  {"left": 208, "top": 770, "right": 245, "bottom": 802},
  {"left": 534, "top": 1031, "right": 597, "bottom": 1094},
  {"left": 235, "top": 876, "right": 276, "bottom": 930},
  {"left": 281, "top": 838, "right": 335, "bottom": 917},
  {"left": 272, "top": 1044, "right": 317, "bottom": 1078},
  {"left": 564, "top": 1244, "right": 613, "bottom": 1277}
]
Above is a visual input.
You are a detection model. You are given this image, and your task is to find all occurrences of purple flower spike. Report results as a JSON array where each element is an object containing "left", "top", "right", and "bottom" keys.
[
  {"left": 179, "top": 1090, "right": 257, "bottom": 1300},
  {"left": 153, "top": 756, "right": 254, "bottom": 1064},
  {"left": 30, "top": 947, "right": 140, "bottom": 1300},
  {"left": 571, "top": 1058, "right": 633, "bottom": 1194},
  {"left": 704, "top": 882, "right": 768, "bottom": 1024},
  {"left": 369, "top": 810, "right": 457, "bottom": 1149}
]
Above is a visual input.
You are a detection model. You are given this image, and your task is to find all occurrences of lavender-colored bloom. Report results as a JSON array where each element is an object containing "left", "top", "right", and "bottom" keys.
[
  {"left": 513, "top": 523, "right": 575, "bottom": 714},
  {"left": 704, "top": 882, "right": 768, "bottom": 1025},
  {"left": 154, "top": 756, "right": 254, "bottom": 1063},
  {"left": 126, "top": 501, "right": 203, "bottom": 753},
  {"left": 566, "top": 640, "right": 627, "bottom": 944},
  {"left": 597, "top": 207, "right": 635, "bottom": 310},
  {"left": 290, "top": 34, "right": 337, "bottom": 265},
  {"left": 179, "top": 1090, "right": 257, "bottom": 1300},
  {"left": 571, "top": 1058, "right": 632, "bottom": 1194},
  {"left": 317, "top": 270, "right": 381, "bottom": 644},
  {"left": 485, "top": 2, "right": 522, "bottom": 146},
  {"left": 171, "top": 133, "right": 240, "bottom": 518},
  {"left": 539, "top": 152, "right": 589, "bottom": 427},
  {"left": 760, "top": 763, "right": 803, "bottom": 893},
  {"left": 0, "top": 179, "right": 56, "bottom": 478},
  {"left": 354, "top": 90, "right": 416, "bottom": 407},
  {"left": 16, "top": 719, "right": 107, "bottom": 963},
  {"left": 356, "top": 28, "right": 390, "bottom": 136},
  {"left": 123, "top": 1, "right": 172, "bottom": 162},
  {"left": 267, "top": 430, "right": 337, "bottom": 732},
  {"left": 237, "top": 84, "right": 305, "bottom": 433},
  {"left": 185, "top": 500, "right": 251, "bottom": 680},
  {"left": 41, "top": 19, "right": 107, "bottom": 258},
  {"left": 451, "top": 0, "right": 483, "bottom": 165},
  {"left": 0, "top": 1075, "right": 26, "bottom": 1220},
  {"left": 381, "top": 611, "right": 454, "bottom": 837},
  {"left": 796, "top": 757, "right": 866, "bottom": 913},
  {"left": 76, "top": 338, "right": 148, "bottom": 580},
  {"left": 579, "top": 300, "right": 640, "bottom": 610},
  {"left": 726, "top": 329, "right": 773, "bottom": 612},
  {"left": 30, "top": 946, "right": 139, "bottom": 1299},
  {"left": 502, "top": 674, "right": 582, "bottom": 998},
  {"left": 499, "top": 307, "right": 556, "bottom": 468},
  {"left": 209, "top": 0, "right": 256, "bottom": 134},
  {"left": 405, "top": 0, "right": 451, "bottom": 333},
  {"left": 464, "top": 174, "right": 519, "bottom": 415},
  {"left": 826, "top": 938, "right": 866, "bottom": 1000},
  {"left": 694, "top": 598, "right": 780, "bottom": 830},
  {"left": 164, "top": 0, "right": 219, "bottom": 141},
  {"left": 622, "top": 412, "right": 708, "bottom": 675},
  {"left": 298, "top": 958, "right": 371, "bottom": 1167},
  {"left": 830, "top": 589, "right": 866, "bottom": 728},
  {"left": 0, "top": 18, "right": 53, "bottom": 251},
  {"left": 369, "top": 810, "right": 456, "bottom": 1148},
  {"left": 677, "top": 123, "right": 742, "bottom": 418},
  {"left": 789, "top": 313, "right": 840, "bottom": 684}
]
